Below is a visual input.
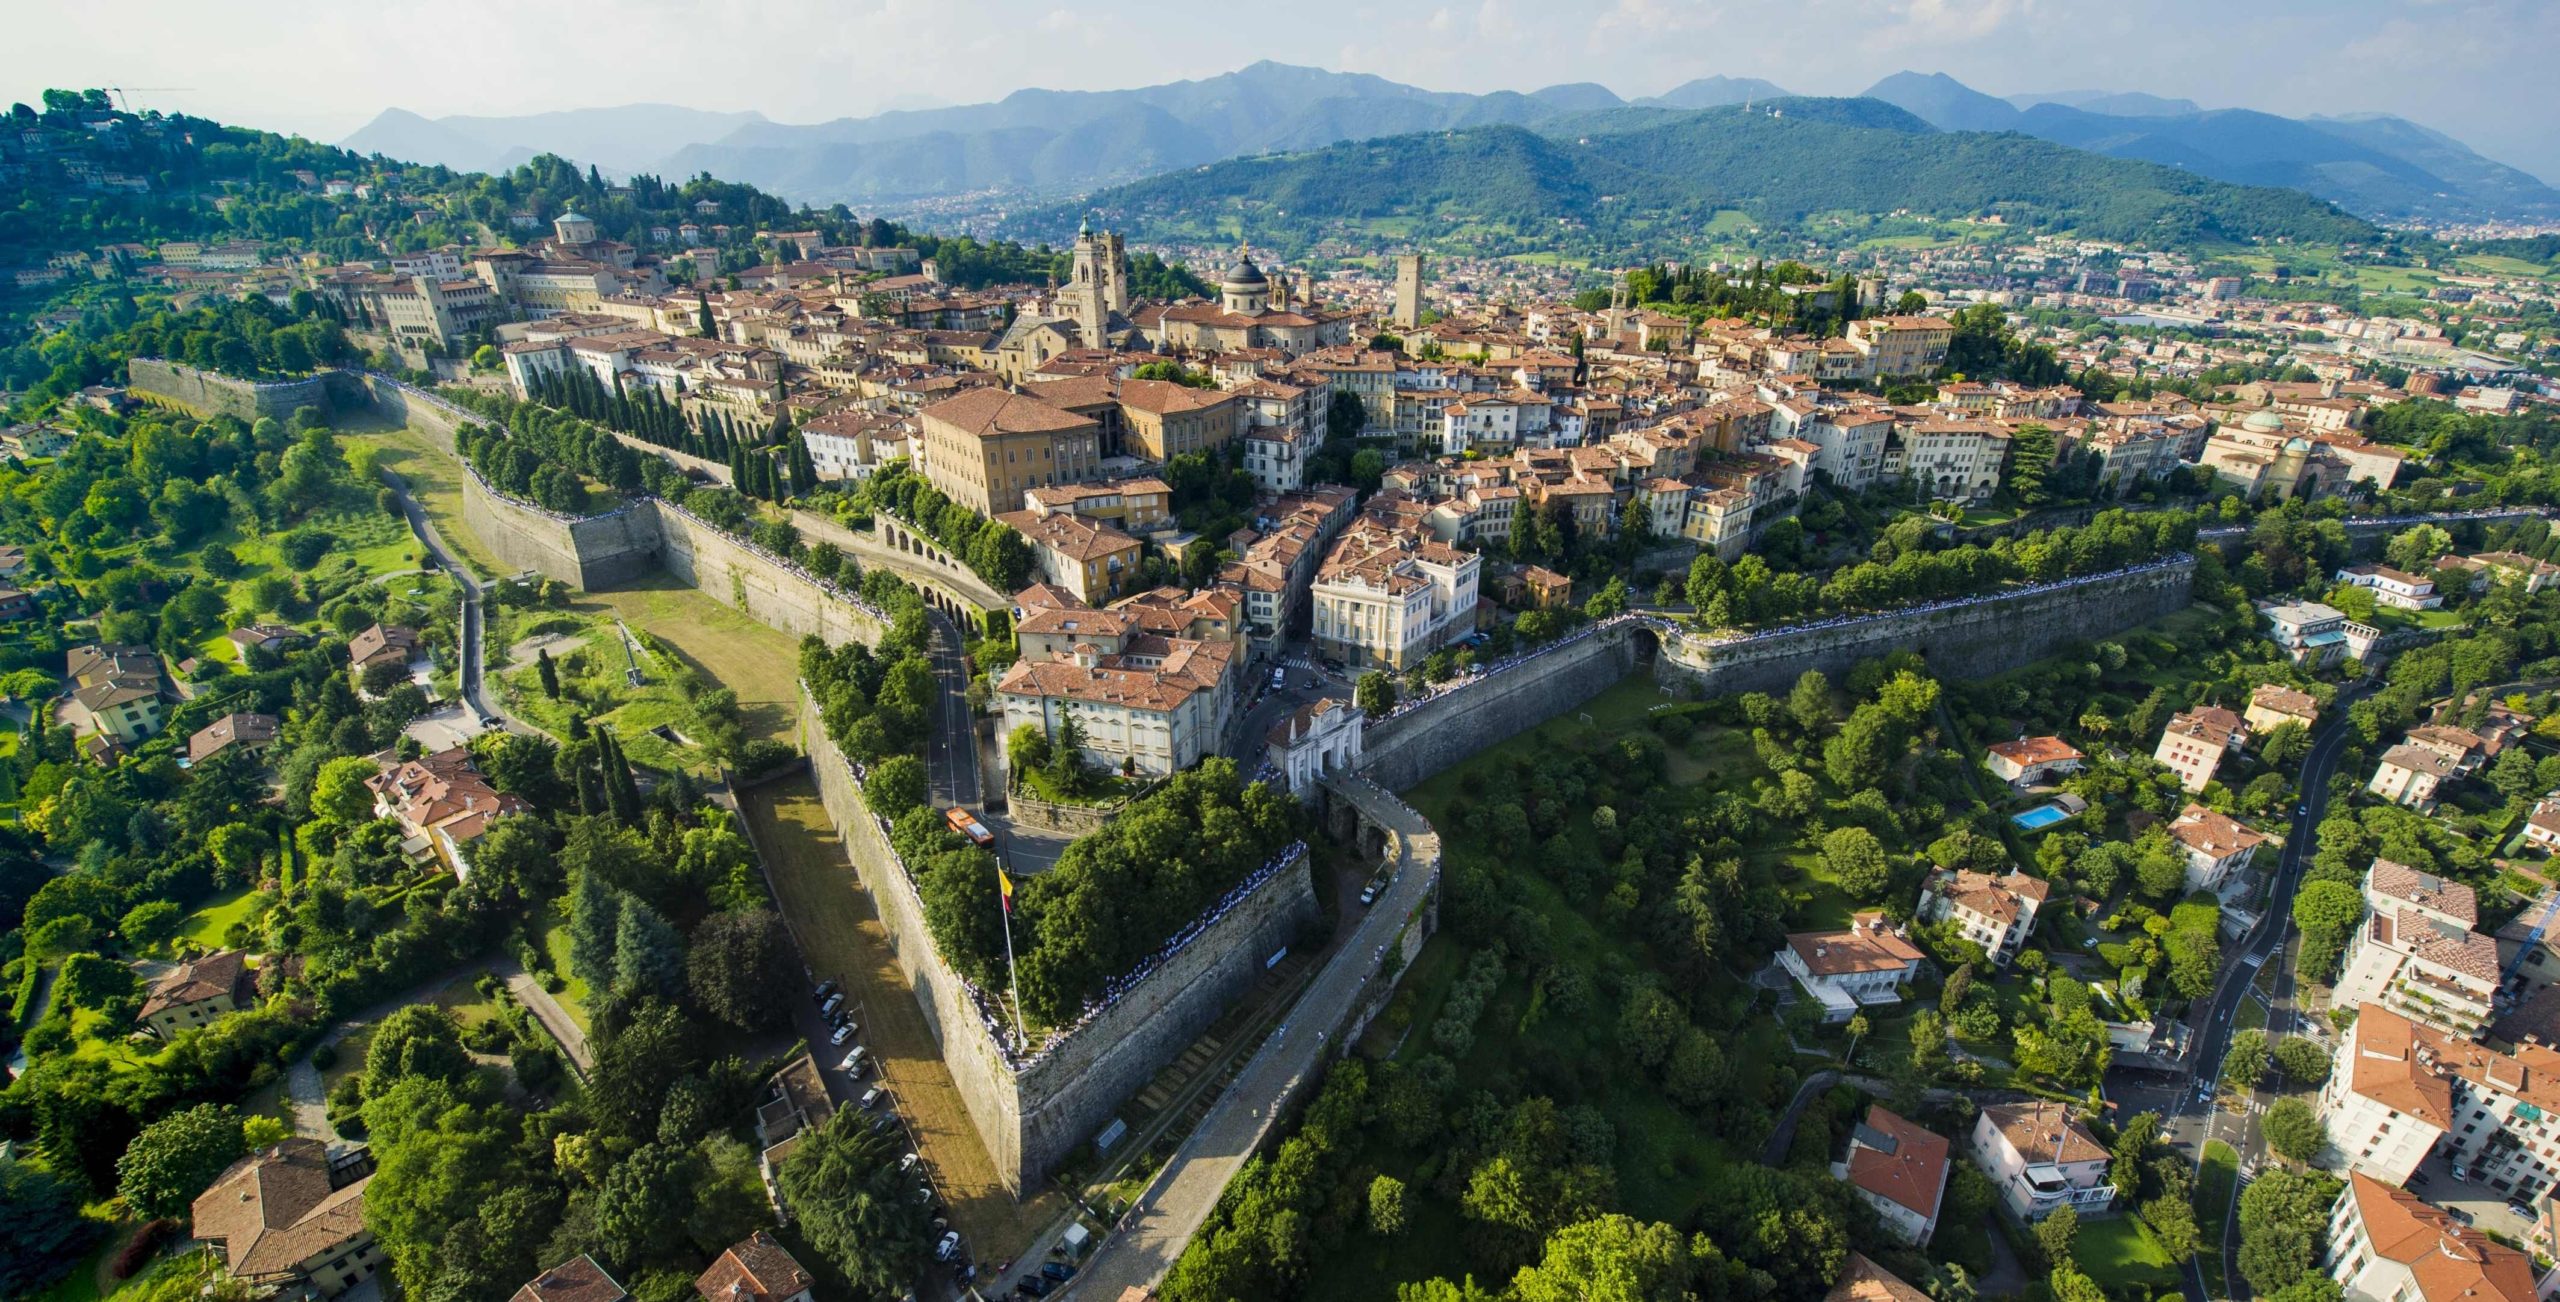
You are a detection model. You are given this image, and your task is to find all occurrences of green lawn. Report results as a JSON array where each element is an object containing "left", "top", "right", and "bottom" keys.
[
  {"left": 540, "top": 920, "right": 594, "bottom": 1033},
  {"left": 2196, "top": 1140, "right": 2240, "bottom": 1298},
  {"left": 2078, "top": 1213, "right": 2182, "bottom": 1290},
  {"left": 177, "top": 887, "right": 263, "bottom": 951}
]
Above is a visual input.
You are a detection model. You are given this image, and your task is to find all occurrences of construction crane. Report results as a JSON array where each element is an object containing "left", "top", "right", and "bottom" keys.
[{"left": 105, "top": 87, "right": 195, "bottom": 113}]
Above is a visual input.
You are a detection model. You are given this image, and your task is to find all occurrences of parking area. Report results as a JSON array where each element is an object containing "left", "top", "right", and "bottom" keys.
[
  {"left": 401, "top": 703, "right": 487, "bottom": 752},
  {"left": 2407, "top": 1152, "right": 2546, "bottom": 1244}
]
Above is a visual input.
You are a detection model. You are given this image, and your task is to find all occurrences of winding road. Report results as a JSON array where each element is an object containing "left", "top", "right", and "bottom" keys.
[{"left": 378, "top": 468, "right": 541, "bottom": 740}]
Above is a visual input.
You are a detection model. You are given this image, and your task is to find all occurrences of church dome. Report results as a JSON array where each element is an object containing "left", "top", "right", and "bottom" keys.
[
  {"left": 2240, "top": 408, "right": 2285, "bottom": 433},
  {"left": 1222, "top": 253, "right": 1268, "bottom": 290}
]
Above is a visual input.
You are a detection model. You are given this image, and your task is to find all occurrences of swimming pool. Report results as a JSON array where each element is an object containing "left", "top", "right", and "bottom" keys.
[{"left": 2012, "top": 804, "right": 2070, "bottom": 830}]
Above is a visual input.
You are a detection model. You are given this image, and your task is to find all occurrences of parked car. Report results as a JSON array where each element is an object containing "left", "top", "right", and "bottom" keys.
[
  {"left": 1016, "top": 1278, "right": 1053, "bottom": 1298},
  {"left": 1270, "top": 667, "right": 1287, "bottom": 690},
  {"left": 935, "top": 1231, "right": 962, "bottom": 1262},
  {"left": 2450, "top": 1206, "right": 2476, "bottom": 1225},
  {"left": 1042, "top": 1262, "right": 1076, "bottom": 1283},
  {"left": 814, "top": 979, "right": 839, "bottom": 1001},
  {"left": 829, "top": 1022, "right": 856, "bottom": 1046},
  {"left": 819, "top": 992, "right": 844, "bottom": 1018},
  {"left": 2508, "top": 1201, "right": 2536, "bottom": 1220},
  {"left": 900, "top": 1152, "right": 921, "bottom": 1173},
  {"left": 869, "top": 1113, "right": 897, "bottom": 1134},
  {"left": 861, "top": 1085, "right": 887, "bottom": 1110},
  {"left": 839, "top": 1046, "right": 868, "bottom": 1074}
]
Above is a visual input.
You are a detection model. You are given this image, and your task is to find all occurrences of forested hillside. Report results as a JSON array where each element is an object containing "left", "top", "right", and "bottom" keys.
[{"left": 1022, "top": 100, "right": 2380, "bottom": 257}]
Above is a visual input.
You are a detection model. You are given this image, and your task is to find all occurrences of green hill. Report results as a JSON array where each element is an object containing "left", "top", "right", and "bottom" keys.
[{"left": 1018, "top": 100, "right": 2380, "bottom": 256}]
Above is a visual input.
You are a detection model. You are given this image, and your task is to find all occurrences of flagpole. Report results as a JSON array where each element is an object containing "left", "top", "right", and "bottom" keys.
[{"left": 999, "top": 870, "right": 1030, "bottom": 1049}]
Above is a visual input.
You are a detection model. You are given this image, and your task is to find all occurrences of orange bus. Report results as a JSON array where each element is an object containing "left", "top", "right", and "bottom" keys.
[{"left": 945, "top": 806, "right": 994, "bottom": 848}]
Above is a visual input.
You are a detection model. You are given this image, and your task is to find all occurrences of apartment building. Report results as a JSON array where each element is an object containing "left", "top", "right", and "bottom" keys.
[
  {"left": 1021, "top": 476, "right": 1174, "bottom": 533},
  {"left": 2326, "top": 1173, "right": 2536, "bottom": 1302},
  {"left": 2321, "top": 996, "right": 2560, "bottom": 1206},
  {"left": 1847, "top": 316, "right": 1956, "bottom": 377},
  {"left": 2154, "top": 706, "right": 2248, "bottom": 792},
  {"left": 1777, "top": 912, "right": 1924, "bottom": 1022},
  {"left": 1968, "top": 1102, "right": 2115, "bottom": 1222},
  {"left": 1835, "top": 1106, "right": 1951, "bottom": 1246},
  {"left": 1310, "top": 512, "right": 1481, "bottom": 671},
  {"left": 2334, "top": 860, "right": 2498, "bottom": 1036},
  {"left": 1916, "top": 869, "right": 2051, "bottom": 966},
  {"left": 917, "top": 388, "right": 1103, "bottom": 516}
]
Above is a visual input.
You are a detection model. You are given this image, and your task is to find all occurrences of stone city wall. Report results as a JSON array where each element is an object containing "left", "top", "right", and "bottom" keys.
[
  {"left": 800, "top": 691, "right": 1319, "bottom": 1194},
  {"left": 127, "top": 358, "right": 366, "bottom": 423},
  {"left": 657, "top": 502, "right": 889, "bottom": 648},
  {"left": 1360, "top": 629, "right": 1641, "bottom": 794},
  {"left": 1655, "top": 555, "right": 2196, "bottom": 699},
  {"left": 459, "top": 472, "right": 663, "bottom": 590}
]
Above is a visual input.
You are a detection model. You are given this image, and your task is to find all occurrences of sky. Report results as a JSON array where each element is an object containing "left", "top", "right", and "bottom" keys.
[{"left": 7, "top": 0, "right": 2556, "bottom": 182}]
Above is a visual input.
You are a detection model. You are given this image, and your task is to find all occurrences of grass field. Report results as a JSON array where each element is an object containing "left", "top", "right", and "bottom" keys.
[
  {"left": 568, "top": 575, "right": 803, "bottom": 747},
  {"left": 2197, "top": 1139, "right": 2240, "bottom": 1298},
  {"left": 739, "top": 774, "right": 1061, "bottom": 1252},
  {"left": 177, "top": 887, "right": 262, "bottom": 951},
  {"left": 342, "top": 421, "right": 510, "bottom": 578},
  {"left": 2078, "top": 1213, "right": 2183, "bottom": 1290}
]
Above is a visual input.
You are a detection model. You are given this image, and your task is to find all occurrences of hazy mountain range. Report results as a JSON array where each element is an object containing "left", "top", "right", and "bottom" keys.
[
  {"left": 337, "top": 62, "right": 2557, "bottom": 224},
  {"left": 1861, "top": 71, "right": 2560, "bottom": 223}
]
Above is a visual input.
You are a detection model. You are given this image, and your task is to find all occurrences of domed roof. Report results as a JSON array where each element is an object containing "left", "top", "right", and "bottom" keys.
[
  {"left": 1222, "top": 251, "right": 1268, "bottom": 289},
  {"left": 556, "top": 209, "right": 590, "bottom": 223},
  {"left": 2240, "top": 408, "right": 2285, "bottom": 433}
]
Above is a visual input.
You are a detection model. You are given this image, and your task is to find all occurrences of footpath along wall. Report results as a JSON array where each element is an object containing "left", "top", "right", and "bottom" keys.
[{"left": 801, "top": 691, "right": 1319, "bottom": 1194}]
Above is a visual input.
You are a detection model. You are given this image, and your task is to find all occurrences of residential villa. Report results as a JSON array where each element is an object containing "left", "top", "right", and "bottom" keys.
[
  {"left": 2263, "top": 601, "right": 2350, "bottom": 668},
  {"left": 187, "top": 711, "right": 280, "bottom": 765},
  {"left": 2245, "top": 683, "right": 2321, "bottom": 734},
  {"left": 1983, "top": 736, "right": 2085, "bottom": 787},
  {"left": 2166, "top": 803, "right": 2269, "bottom": 896},
  {"left": 2336, "top": 563, "right": 2443, "bottom": 611},
  {"left": 1835, "top": 1106, "right": 1951, "bottom": 1246},
  {"left": 1777, "top": 912, "right": 1925, "bottom": 1022},
  {"left": 695, "top": 1232, "right": 817, "bottom": 1302},
  {"left": 1968, "top": 1101, "right": 2115, "bottom": 1222},
  {"left": 1915, "top": 868, "right": 2051, "bottom": 966},
  {"left": 367, "top": 746, "right": 532, "bottom": 878},
  {"left": 2154, "top": 706, "right": 2248, "bottom": 792},
  {"left": 2370, "top": 744, "right": 2459, "bottom": 811},
  {"left": 1825, "top": 1254, "right": 1935, "bottom": 1302},
  {"left": 192, "top": 1139, "right": 384, "bottom": 1297},
  {"left": 512, "top": 1256, "right": 630, "bottom": 1302},
  {"left": 138, "top": 949, "right": 255, "bottom": 1037}
]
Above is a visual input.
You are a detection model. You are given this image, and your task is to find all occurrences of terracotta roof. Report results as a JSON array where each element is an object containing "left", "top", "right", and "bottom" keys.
[
  {"left": 919, "top": 386, "right": 1096, "bottom": 438},
  {"left": 694, "top": 1232, "right": 814, "bottom": 1302},
  {"left": 1933, "top": 870, "right": 2051, "bottom": 926},
  {"left": 1986, "top": 735, "right": 2083, "bottom": 767},
  {"left": 1982, "top": 1101, "right": 2108, "bottom": 1166},
  {"left": 2247, "top": 683, "right": 2317, "bottom": 720},
  {"left": 141, "top": 950, "right": 251, "bottom": 1019},
  {"left": 2168, "top": 803, "right": 2268, "bottom": 859},
  {"left": 1117, "top": 378, "right": 1237, "bottom": 416},
  {"left": 2345, "top": 1172, "right": 2538, "bottom": 1302},
  {"left": 347, "top": 623, "right": 421, "bottom": 669},
  {"left": 1825, "top": 1253, "right": 1933, "bottom": 1302},
  {"left": 1012, "top": 582, "right": 1089, "bottom": 614},
  {"left": 2370, "top": 859, "right": 2479, "bottom": 928},
  {"left": 995, "top": 510, "right": 1141, "bottom": 564},
  {"left": 1787, "top": 913, "right": 1925, "bottom": 977},
  {"left": 2380, "top": 743, "right": 2460, "bottom": 778},
  {"left": 1845, "top": 1106, "right": 1949, "bottom": 1219},
  {"left": 512, "top": 1256, "right": 629, "bottom": 1302},
  {"left": 2343, "top": 1003, "right": 2457, "bottom": 1129},
  {"left": 192, "top": 1139, "right": 372, "bottom": 1280},
  {"left": 2372, "top": 910, "right": 2501, "bottom": 984}
]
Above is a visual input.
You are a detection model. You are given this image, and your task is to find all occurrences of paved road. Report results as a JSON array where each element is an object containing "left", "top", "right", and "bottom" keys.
[
  {"left": 498, "top": 958, "right": 594, "bottom": 1075},
  {"left": 923, "top": 609, "right": 980, "bottom": 810},
  {"left": 2176, "top": 682, "right": 2366, "bottom": 1302},
  {"left": 379, "top": 468, "right": 541, "bottom": 741},
  {"left": 1060, "top": 775, "right": 1439, "bottom": 1301}
]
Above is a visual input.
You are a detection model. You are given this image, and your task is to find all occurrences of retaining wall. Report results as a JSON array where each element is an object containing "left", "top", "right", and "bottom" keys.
[
  {"left": 127, "top": 358, "right": 366, "bottom": 423},
  {"left": 460, "top": 473, "right": 664, "bottom": 589},
  {"left": 800, "top": 692, "right": 1318, "bottom": 1194},
  {"left": 659, "top": 505, "right": 889, "bottom": 648},
  {"left": 1361, "top": 630, "right": 1642, "bottom": 793},
  {"left": 1655, "top": 556, "right": 2196, "bottom": 698}
]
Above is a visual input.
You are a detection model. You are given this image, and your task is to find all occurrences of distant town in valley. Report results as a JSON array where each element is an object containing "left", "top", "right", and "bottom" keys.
[{"left": 4, "top": 26, "right": 2560, "bottom": 1302}]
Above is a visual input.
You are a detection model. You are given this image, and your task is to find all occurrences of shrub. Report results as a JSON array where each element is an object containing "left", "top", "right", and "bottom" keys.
[{"left": 110, "top": 1220, "right": 177, "bottom": 1280}]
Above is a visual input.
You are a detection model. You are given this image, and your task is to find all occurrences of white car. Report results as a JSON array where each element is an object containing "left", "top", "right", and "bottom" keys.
[
  {"left": 830, "top": 1022, "right": 856, "bottom": 1047},
  {"left": 839, "top": 1046, "right": 868, "bottom": 1074},
  {"left": 935, "top": 1230, "right": 962, "bottom": 1262},
  {"left": 861, "top": 1085, "right": 887, "bottom": 1110}
]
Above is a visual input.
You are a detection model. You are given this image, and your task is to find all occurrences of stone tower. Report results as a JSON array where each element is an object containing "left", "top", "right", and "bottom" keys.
[
  {"left": 1392, "top": 253, "right": 1424, "bottom": 329},
  {"left": 1102, "top": 231, "right": 1128, "bottom": 313},
  {"left": 1068, "top": 219, "right": 1110, "bottom": 346}
]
